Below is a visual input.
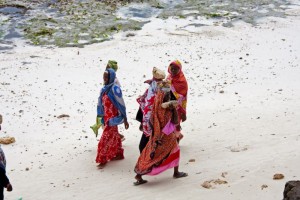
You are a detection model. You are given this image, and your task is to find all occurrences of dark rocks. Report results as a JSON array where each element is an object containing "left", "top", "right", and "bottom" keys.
[{"left": 283, "top": 181, "right": 300, "bottom": 200}]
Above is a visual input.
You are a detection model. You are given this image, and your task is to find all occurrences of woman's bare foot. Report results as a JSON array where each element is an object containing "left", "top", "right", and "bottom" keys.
[
  {"left": 119, "top": 133, "right": 125, "bottom": 141},
  {"left": 97, "top": 163, "right": 106, "bottom": 169},
  {"left": 112, "top": 154, "right": 124, "bottom": 161}
]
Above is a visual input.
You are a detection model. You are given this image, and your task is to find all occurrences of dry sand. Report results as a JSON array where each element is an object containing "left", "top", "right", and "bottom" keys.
[{"left": 1, "top": 5, "right": 300, "bottom": 200}]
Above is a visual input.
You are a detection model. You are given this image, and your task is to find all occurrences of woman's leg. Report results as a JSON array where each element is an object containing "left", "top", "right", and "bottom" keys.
[
  {"left": 0, "top": 186, "right": 4, "bottom": 200},
  {"left": 173, "top": 166, "right": 188, "bottom": 178},
  {"left": 134, "top": 174, "right": 148, "bottom": 186},
  {"left": 139, "top": 134, "right": 149, "bottom": 153}
]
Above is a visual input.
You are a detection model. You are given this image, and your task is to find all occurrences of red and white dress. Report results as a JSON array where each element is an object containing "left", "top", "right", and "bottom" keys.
[{"left": 96, "top": 94, "right": 124, "bottom": 164}]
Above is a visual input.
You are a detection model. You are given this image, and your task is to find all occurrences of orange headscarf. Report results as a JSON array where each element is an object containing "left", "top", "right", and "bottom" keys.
[{"left": 167, "top": 60, "right": 188, "bottom": 97}]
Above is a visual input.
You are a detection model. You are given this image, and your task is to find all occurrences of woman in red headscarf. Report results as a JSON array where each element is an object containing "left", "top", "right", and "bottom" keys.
[{"left": 167, "top": 60, "right": 188, "bottom": 142}]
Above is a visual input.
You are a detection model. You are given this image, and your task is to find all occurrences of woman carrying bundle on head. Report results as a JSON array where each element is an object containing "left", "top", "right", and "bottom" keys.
[
  {"left": 95, "top": 68, "right": 129, "bottom": 169},
  {"left": 133, "top": 83, "right": 188, "bottom": 186}
]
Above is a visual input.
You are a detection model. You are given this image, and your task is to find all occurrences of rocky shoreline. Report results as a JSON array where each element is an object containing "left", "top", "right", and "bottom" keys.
[{"left": 0, "top": 0, "right": 294, "bottom": 48}]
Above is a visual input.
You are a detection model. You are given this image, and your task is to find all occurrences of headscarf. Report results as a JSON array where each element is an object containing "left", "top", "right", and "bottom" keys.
[
  {"left": 97, "top": 68, "right": 127, "bottom": 126},
  {"left": 107, "top": 60, "right": 118, "bottom": 72},
  {"left": 167, "top": 60, "right": 188, "bottom": 97}
]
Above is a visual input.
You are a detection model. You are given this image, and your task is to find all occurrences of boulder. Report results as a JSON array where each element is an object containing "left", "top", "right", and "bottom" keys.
[{"left": 283, "top": 181, "right": 300, "bottom": 200}]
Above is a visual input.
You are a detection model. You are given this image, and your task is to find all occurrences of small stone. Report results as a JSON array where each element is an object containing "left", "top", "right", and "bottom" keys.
[
  {"left": 57, "top": 114, "right": 70, "bottom": 119},
  {"left": 126, "top": 33, "right": 135, "bottom": 37},
  {"left": 261, "top": 184, "right": 268, "bottom": 190},
  {"left": 189, "top": 159, "right": 196, "bottom": 162},
  {"left": 221, "top": 172, "right": 228, "bottom": 178},
  {"left": 201, "top": 181, "right": 212, "bottom": 189},
  {"left": 273, "top": 173, "right": 285, "bottom": 180},
  {"left": 219, "top": 90, "right": 224, "bottom": 94},
  {"left": 25, "top": 167, "right": 29, "bottom": 171}
]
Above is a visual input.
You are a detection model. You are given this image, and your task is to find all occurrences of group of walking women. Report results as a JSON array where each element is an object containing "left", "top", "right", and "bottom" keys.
[{"left": 94, "top": 60, "right": 188, "bottom": 185}]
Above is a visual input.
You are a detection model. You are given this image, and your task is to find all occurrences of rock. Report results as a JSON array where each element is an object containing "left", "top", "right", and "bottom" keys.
[
  {"left": 0, "top": 137, "right": 16, "bottom": 144},
  {"left": 189, "top": 159, "right": 196, "bottom": 162},
  {"left": 219, "top": 90, "right": 224, "bottom": 94},
  {"left": 261, "top": 184, "right": 268, "bottom": 190},
  {"left": 221, "top": 172, "right": 228, "bottom": 178},
  {"left": 25, "top": 167, "right": 29, "bottom": 171},
  {"left": 201, "top": 179, "right": 227, "bottom": 189},
  {"left": 126, "top": 33, "right": 135, "bottom": 37},
  {"left": 57, "top": 114, "right": 70, "bottom": 119},
  {"left": 283, "top": 181, "right": 300, "bottom": 200},
  {"left": 213, "top": 179, "right": 227, "bottom": 184},
  {"left": 201, "top": 181, "right": 213, "bottom": 189},
  {"left": 273, "top": 173, "right": 285, "bottom": 180}
]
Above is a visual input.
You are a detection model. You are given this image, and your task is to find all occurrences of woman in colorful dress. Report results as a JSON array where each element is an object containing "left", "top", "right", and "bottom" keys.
[
  {"left": 167, "top": 60, "right": 188, "bottom": 142},
  {"left": 96, "top": 68, "right": 129, "bottom": 168},
  {"left": 0, "top": 114, "right": 13, "bottom": 200},
  {"left": 136, "top": 67, "right": 165, "bottom": 153},
  {"left": 134, "top": 85, "right": 188, "bottom": 185},
  {"left": 105, "top": 60, "right": 125, "bottom": 141}
]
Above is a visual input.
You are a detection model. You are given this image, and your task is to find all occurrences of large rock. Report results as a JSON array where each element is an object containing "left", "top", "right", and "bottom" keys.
[{"left": 283, "top": 181, "right": 300, "bottom": 200}]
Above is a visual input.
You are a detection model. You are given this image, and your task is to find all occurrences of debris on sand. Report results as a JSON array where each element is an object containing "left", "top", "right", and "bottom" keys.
[
  {"left": 57, "top": 114, "right": 70, "bottom": 119},
  {"left": 201, "top": 179, "right": 228, "bottom": 189},
  {"left": 0, "top": 137, "right": 16, "bottom": 144},
  {"left": 273, "top": 173, "right": 285, "bottom": 180},
  {"left": 261, "top": 184, "right": 268, "bottom": 190}
]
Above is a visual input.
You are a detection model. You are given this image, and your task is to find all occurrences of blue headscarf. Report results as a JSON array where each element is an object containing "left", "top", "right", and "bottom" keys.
[{"left": 97, "top": 68, "right": 127, "bottom": 126}]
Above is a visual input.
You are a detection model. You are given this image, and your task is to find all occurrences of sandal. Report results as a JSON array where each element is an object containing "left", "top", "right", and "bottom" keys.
[
  {"left": 173, "top": 172, "right": 188, "bottom": 179},
  {"left": 133, "top": 179, "right": 148, "bottom": 186}
]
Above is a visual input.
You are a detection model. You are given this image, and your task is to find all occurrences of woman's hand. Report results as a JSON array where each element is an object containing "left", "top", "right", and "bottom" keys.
[
  {"left": 181, "top": 113, "right": 187, "bottom": 122},
  {"left": 144, "top": 79, "right": 152, "bottom": 85},
  {"left": 124, "top": 119, "right": 129, "bottom": 130},
  {"left": 6, "top": 183, "right": 12, "bottom": 192}
]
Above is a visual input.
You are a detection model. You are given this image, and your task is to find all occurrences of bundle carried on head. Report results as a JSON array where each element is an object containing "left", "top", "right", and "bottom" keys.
[
  {"left": 107, "top": 60, "right": 118, "bottom": 72},
  {"left": 152, "top": 67, "right": 166, "bottom": 80}
]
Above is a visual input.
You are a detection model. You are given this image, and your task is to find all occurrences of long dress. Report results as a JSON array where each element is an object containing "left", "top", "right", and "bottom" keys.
[
  {"left": 96, "top": 94, "right": 124, "bottom": 164},
  {"left": 167, "top": 61, "right": 188, "bottom": 133},
  {"left": 134, "top": 91, "right": 180, "bottom": 175}
]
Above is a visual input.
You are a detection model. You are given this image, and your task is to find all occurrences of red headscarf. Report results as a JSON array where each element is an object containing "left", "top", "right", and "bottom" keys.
[{"left": 168, "top": 60, "right": 188, "bottom": 97}]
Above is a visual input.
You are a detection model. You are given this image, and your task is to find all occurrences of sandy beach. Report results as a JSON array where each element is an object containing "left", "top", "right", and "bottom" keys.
[{"left": 1, "top": 3, "right": 300, "bottom": 199}]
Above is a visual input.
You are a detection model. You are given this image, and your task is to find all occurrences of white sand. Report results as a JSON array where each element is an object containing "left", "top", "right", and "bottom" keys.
[{"left": 1, "top": 5, "right": 300, "bottom": 200}]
